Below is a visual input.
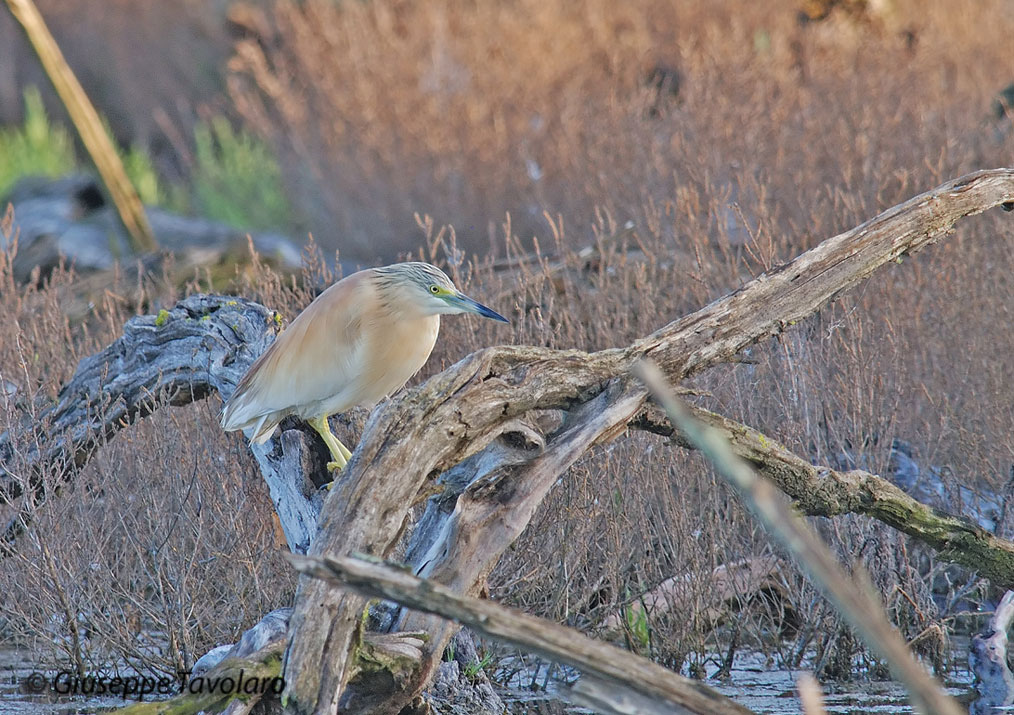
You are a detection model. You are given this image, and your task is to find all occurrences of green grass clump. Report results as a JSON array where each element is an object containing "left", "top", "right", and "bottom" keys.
[
  {"left": 1, "top": 87, "right": 163, "bottom": 207},
  {"left": 624, "top": 603, "right": 651, "bottom": 654},
  {"left": 1, "top": 88, "right": 292, "bottom": 234},
  {"left": 192, "top": 117, "right": 292, "bottom": 230},
  {"left": 0, "top": 88, "right": 77, "bottom": 198},
  {"left": 100, "top": 116, "right": 164, "bottom": 207},
  {"left": 121, "top": 146, "right": 163, "bottom": 206}
]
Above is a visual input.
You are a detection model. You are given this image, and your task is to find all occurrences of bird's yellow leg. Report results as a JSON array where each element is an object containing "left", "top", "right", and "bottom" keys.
[{"left": 307, "top": 415, "right": 352, "bottom": 473}]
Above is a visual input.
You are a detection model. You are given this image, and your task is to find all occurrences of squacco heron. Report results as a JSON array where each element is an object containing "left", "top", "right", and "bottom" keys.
[{"left": 220, "top": 262, "right": 508, "bottom": 471}]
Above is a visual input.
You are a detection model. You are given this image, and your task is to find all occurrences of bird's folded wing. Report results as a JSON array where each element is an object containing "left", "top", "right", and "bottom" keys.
[{"left": 221, "top": 274, "right": 371, "bottom": 430}]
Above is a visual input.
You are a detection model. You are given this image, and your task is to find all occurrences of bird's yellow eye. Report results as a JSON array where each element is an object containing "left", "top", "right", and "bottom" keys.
[{"left": 430, "top": 285, "right": 441, "bottom": 294}]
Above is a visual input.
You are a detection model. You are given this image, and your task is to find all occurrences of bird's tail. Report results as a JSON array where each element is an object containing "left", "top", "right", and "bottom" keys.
[{"left": 221, "top": 391, "right": 279, "bottom": 444}]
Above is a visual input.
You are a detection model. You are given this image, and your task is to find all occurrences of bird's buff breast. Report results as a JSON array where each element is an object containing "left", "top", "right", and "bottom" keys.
[{"left": 315, "top": 314, "right": 440, "bottom": 417}]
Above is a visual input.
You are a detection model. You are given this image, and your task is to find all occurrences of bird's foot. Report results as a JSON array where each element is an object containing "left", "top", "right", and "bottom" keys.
[{"left": 326, "top": 460, "right": 345, "bottom": 473}]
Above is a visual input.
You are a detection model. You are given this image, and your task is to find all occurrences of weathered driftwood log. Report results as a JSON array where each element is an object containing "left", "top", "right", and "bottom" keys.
[
  {"left": 289, "top": 552, "right": 755, "bottom": 715},
  {"left": 285, "top": 169, "right": 1014, "bottom": 714},
  {"left": 970, "top": 590, "right": 1014, "bottom": 715},
  {"left": 0, "top": 294, "right": 327, "bottom": 552},
  {"left": 117, "top": 639, "right": 285, "bottom": 715},
  {"left": 2, "top": 174, "right": 302, "bottom": 282},
  {"left": 598, "top": 555, "right": 787, "bottom": 638},
  {"left": 7, "top": 294, "right": 1011, "bottom": 572},
  {"left": 191, "top": 608, "right": 293, "bottom": 678},
  {"left": 389, "top": 379, "right": 648, "bottom": 699},
  {"left": 2, "top": 174, "right": 303, "bottom": 317}
]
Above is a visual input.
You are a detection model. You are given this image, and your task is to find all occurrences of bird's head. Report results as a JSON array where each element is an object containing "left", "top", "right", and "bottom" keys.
[{"left": 374, "top": 262, "right": 509, "bottom": 322}]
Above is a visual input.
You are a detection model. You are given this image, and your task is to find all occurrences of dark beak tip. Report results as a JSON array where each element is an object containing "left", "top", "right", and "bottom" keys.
[
  {"left": 484, "top": 308, "right": 509, "bottom": 323},
  {"left": 473, "top": 301, "right": 508, "bottom": 323},
  {"left": 460, "top": 292, "right": 509, "bottom": 323}
]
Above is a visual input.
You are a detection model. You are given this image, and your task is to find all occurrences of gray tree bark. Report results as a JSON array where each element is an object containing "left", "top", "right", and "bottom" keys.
[{"left": 0, "top": 294, "right": 325, "bottom": 553}]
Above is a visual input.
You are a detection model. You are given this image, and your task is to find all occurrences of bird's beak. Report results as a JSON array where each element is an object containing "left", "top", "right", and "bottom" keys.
[{"left": 451, "top": 292, "right": 509, "bottom": 322}]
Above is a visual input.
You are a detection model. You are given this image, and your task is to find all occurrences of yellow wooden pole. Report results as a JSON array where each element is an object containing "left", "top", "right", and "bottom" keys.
[{"left": 5, "top": 0, "right": 158, "bottom": 253}]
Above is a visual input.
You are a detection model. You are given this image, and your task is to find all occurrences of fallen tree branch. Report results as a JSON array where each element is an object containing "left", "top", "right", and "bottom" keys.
[
  {"left": 598, "top": 555, "right": 787, "bottom": 638},
  {"left": 635, "top": 359, "right": 962, "bottom": 715},
  {"left": 0, "top": 295, "right": 326, "bottom": 552},
  {"left": 388, "top": 379, "right": 646, "bottom": 701},
  {"left": 8, "top": 292, "right": 1010, "bottom": 578},
  {"left": 288, "top": 552, "right": 756, "bottom": 715},
  {"left": 116, "top": 641, "right": 285, "bottom": 715},
  {"left": 5, "top": 0, "right": 157, "bottom": 252},
  {"left": 631, "top": 401, "right": 1014, "bottom": 587},
  {"left": 284, "top": 169, "right": 1014, "bottom": 713}
]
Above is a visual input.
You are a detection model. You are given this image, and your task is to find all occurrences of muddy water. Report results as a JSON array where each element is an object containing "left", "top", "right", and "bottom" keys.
[
  {"left": 708, "top": 651, "right": 970, "bottom": 714},
  {"left": 0, "top": 644, "right": 975, "bottom": 714},
  {"left": 496, "top": 650, "right": 974, "bottom": 714},
  {"left": 0, "top": 646, "right": 181, "bottom": 714}
]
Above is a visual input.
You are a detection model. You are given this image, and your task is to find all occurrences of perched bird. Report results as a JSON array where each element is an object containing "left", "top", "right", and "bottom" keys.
[{"left": 221, "top": 262, "right": 508, "bottom": 471}]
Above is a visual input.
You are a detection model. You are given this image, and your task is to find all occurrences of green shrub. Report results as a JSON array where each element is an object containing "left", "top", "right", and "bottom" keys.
[
  {"left": 1, "top": 87, "right": 163, "bottom": 207},
  {"left": 192, "top": 117, "right": 292, "bottom": 230},
  {"left": 0, "top": 87, "right": 77, "bottom": 197},
  {"left": 121, "top": 145, "right": 163, "bottom": 206},
  {"left": 0, "top": 90, "right": 290, "bottom": 232}
]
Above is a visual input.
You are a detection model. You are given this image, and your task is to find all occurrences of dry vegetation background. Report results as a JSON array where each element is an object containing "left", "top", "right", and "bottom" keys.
[{"left": 2, "top": 0, "right": 1014, "bottom": 696}]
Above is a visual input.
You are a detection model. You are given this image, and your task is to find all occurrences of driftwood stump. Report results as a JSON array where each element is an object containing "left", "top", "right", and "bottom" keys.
[{"left": 971, "top": 591, "right": 1014, "bottom": 715}]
